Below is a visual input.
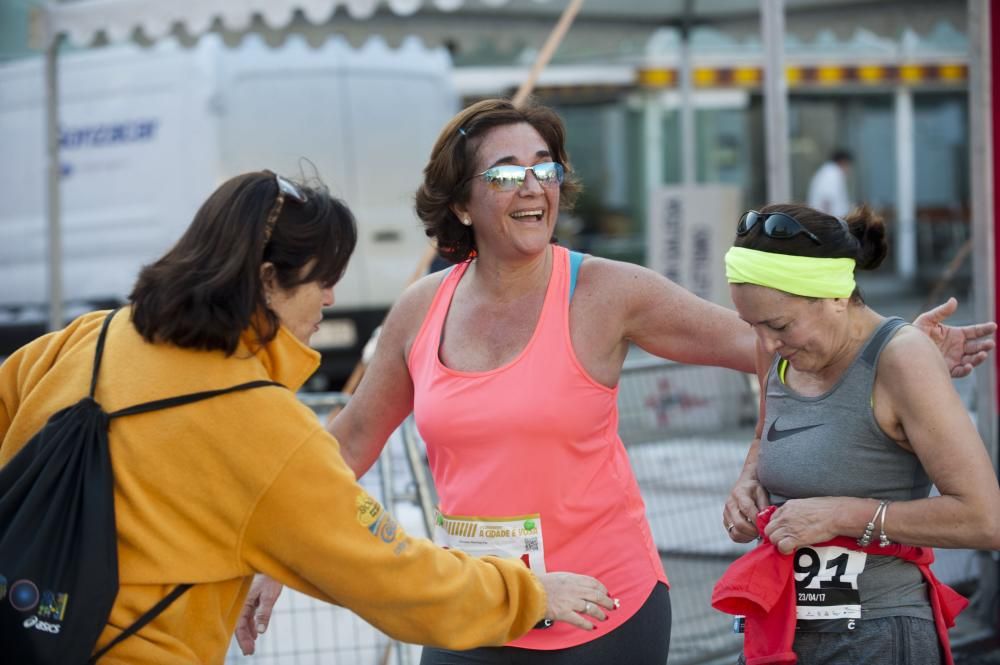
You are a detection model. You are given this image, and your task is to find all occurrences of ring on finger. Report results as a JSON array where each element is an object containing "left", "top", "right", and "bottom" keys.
[
  {"left": 584, "top": 601, "right": 592, "bottom": 614},
  {"left": 726, "top": 521, "right": 736, "bottom": 533}
]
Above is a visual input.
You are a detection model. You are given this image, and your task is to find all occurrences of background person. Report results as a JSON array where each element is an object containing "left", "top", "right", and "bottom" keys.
[
  {"left": 807, "top": 149, "right": 854, "bottom": 218},
  {"left": 239, "top": 100, "right": 995, "bottom": 664},
  {"left": 0, "top": 170, "right": 615, "bottom": 664},
  {"left": 720, "top": 204, "right": 1000, "bottom": 664}
]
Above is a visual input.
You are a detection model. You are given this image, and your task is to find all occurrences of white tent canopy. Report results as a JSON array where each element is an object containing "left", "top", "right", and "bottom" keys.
[
  {"left": 37, "top": 0, "right": 436, "bottom": 45},
  {"left": 36, "top": 0, "right": 964, "bottom": 49}
]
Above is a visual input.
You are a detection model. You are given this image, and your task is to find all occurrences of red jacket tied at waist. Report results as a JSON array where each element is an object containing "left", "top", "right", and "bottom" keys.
[{"left": 711, "top": 506, "right": 968, "bottom": 665}]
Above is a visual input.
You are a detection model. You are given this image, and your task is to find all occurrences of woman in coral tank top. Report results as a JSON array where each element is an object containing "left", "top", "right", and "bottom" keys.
[{"left": 237, "top": 100, "right": 994, "bottom": 665}]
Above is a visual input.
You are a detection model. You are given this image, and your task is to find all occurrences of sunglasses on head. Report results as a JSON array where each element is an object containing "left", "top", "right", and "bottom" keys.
[
  {"left": 467, "top": 162, "right": 565, "bottom": 192},
  {"left": 737, "top": 210, "right": 821, "bottom": 245},
  {"left": 263, "top": 173, "right": 308, "bottom": 243}
]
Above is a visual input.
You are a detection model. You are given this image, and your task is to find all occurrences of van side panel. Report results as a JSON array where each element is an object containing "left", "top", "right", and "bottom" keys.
[
  {"left": 0, "top": 44, "right": 220, "bottom": 312},
  {"left": 0, "top": 36, "right": 456, "bottom": 388}
]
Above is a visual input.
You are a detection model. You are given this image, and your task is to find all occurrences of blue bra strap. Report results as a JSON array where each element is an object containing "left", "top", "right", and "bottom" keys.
[{"left": 569, "top": 250, "right": 585, "bottom": 302}]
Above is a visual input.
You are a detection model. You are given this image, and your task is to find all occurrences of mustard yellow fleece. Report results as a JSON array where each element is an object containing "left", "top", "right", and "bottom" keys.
[{"left": 0, "top": 310, "right": 546, "bottom": 664}]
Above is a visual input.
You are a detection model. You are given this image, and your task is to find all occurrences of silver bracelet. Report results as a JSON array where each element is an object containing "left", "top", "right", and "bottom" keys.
[
  {"left": 857, "top": 500, "right": 888, "bottom": 547},
  {"left": 878, "top": 500, "right": 892, "bottom": 547}
]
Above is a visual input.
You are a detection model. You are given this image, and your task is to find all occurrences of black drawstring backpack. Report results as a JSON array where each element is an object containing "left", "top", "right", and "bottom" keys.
[{"left": 0, "top": 309, "right": 280, "bottom": 663}]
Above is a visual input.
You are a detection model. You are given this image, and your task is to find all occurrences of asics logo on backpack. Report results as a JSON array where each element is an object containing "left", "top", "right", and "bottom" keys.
[{"left": 23, "top": 615, "right": 62, "bottom": 635}]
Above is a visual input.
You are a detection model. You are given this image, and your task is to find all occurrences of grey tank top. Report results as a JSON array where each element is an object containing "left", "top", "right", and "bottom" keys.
[{"left": 757, "top": 316, "right": 933, "bottom": 622}]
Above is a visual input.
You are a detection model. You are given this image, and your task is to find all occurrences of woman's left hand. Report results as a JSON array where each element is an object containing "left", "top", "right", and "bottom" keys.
[
  {"left": 763, "top": 498, "right": 843, "bottom": 554},
  {"left": 913, "top": 298, "right": 996, "bottom": 378}
]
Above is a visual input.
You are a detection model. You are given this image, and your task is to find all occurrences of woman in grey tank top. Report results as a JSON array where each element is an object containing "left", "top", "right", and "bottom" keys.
[{"left": 719, "top": 203, "right": 1000, "bottom": 665}]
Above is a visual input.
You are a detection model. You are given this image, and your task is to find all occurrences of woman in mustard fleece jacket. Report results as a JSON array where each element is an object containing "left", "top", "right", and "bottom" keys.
[{"left": 0, "top": 171, "right": 615, "bottom": 664}]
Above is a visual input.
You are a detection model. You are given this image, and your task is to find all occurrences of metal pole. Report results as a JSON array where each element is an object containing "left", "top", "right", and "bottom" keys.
[
  {"left": 968, "top": 0, "right": 998, "bottom": 629},
  {"left": 512, "top": 0, "right": 585, "bottom": 107},
  {"left": 759, "top": 0, "right": 790, "bottom": 203},
  {"left": 400, "top": 416, "right": 436, "bottom": 539},
  {"left": 379, "top": 437, "right": 394, "bottom": 526},
  {"left": 679, "top": 1, "right": 696, "bottom": 187},
  {"left": 894, "top": 86, "right": 917, "bottom": 281},
  {"left": 45, "top": 34, "right": 63, "bottom": 332},
  {"left": 643, "top": 94, "right": 664, "bottom": 253},
  {"left": 969, "top": 0, "right": 996, "bottom": 461}
]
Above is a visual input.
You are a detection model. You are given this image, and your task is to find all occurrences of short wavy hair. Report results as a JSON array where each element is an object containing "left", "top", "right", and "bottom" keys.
[{"left": 415, "top": 98, "right": 580, "bottom": 263}]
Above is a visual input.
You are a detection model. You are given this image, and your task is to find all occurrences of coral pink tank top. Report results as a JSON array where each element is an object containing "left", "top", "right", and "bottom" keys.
[{"left": 408, "top": 245, "right": 667, "bottom": 650}]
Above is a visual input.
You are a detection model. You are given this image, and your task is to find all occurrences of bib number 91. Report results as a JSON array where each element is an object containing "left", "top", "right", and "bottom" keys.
[{"left": 793, "top": 546, "right": 866, "bottom": 628}]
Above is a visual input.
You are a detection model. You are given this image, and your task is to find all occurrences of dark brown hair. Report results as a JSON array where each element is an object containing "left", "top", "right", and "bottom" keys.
[
  {"left": 415, "top": 98, "right": 580, "bottom": 263},
  {"left": 129, "top": 171, "right": 357, "bottom": 353},
  {"left": 733, "top": 203, "right": 887, "bottom": 302}
]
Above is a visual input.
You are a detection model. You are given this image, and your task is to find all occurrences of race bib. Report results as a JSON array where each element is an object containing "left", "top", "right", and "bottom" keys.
[
  {"left": 793, "top": 545, "right": 866, "bottom": 632},
  {"left": 433, "top": 510, "right": 546, "bottom": 573}
]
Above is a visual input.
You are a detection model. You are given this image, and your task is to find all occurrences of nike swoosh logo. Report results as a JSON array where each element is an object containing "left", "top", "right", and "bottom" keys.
[{"left": 767, "top": 420, "right": 824, "bottom": 442}]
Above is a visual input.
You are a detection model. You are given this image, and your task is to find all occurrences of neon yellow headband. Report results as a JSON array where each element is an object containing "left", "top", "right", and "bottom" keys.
[{"left": 725, "top": 246, "right": 856, "bottom": 298}]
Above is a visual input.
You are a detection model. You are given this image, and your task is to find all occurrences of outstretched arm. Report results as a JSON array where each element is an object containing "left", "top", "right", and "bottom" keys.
[
  {"left": 596, "top": 260, "right": 755, "bottom": 373},
  {"left": 613, "top": 259, "right": 995, "bottom": 379},
  {"left": 913, "top": 297, "right": 996, "bottom": 378},
  {"left": 625, "top": 270, "right": 995, "bottom": 380}
]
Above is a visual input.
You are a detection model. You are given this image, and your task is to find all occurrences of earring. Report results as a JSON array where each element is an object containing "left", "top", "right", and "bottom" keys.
[{"left": 462, "top": 216, "right": 472, "bottom": 227}]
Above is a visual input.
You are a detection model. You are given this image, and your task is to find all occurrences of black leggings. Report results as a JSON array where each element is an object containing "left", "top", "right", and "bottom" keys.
[{"left": 419, "top": 583, "right": 671, "bottom": 665}]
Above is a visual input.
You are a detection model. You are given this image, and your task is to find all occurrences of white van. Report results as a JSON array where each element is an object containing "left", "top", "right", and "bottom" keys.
[{"left": 0, "top": 34, "right": 456, "bottom": 388}]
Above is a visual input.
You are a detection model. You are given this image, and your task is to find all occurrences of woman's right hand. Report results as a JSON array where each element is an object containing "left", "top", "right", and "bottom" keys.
[
  {"left": 536, "top": 572, "right": 617, "bottom": 630},
  {"left": 235, "top": 574, "right": 284, "bottom": 655}
]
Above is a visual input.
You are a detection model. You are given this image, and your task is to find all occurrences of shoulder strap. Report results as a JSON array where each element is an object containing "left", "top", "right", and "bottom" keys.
[
  {"left": 860, "top": 316, "right": 907, "bottom": 368},
  {"left": 87, "top": 584, "right": 193, "bottom": 663},
  {"left": 86, "top": 308, "right": 283, "bottom": 417},
  {"left": 107, "top": 380, "right": 283, "bottom": 420},
  {"left": 568, "top": 250, "right": 585, "bottom": 302},
  {"left": 90, "top": 308, "right": 122, "bottom": 398},
  {"left": 764, "top": 353, "right": 785, "bottom": 386},
  {"left": 79, "top": 313, "right": 281, "bottom": 659}
]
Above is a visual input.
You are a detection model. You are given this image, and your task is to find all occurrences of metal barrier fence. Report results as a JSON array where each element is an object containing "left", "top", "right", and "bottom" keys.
[
  {"left": 225, "top": 393, "right": 428, "bottom": 665},
  {"left": 617, "top": 356, "right": 754, "bottom": 665},
  {"left": 227, "top": 357, "right": 997, "bottom": 665}
]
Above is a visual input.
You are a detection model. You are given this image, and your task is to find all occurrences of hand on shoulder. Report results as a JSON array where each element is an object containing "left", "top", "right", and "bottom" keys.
[{"left": 879, "top": 324, "right": 950, "bottom": 381}]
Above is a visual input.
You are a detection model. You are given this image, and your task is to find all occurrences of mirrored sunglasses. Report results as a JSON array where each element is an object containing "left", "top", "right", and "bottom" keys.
[
  {"left": 471, "top": 162, "right": 565, "bottom": 192},
  {"left": 276, "top": 174, "right": 308, "bottom": 204},
  {"left": 737, "top": 210, "right": 821, "bottom": 245},
  {"left": 264, "top": 173, "right": 308, "bottom": 243}
]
